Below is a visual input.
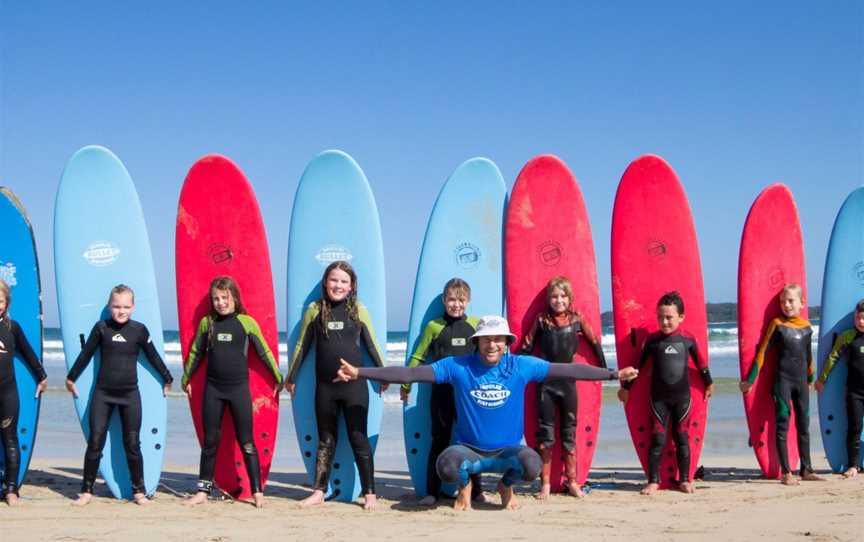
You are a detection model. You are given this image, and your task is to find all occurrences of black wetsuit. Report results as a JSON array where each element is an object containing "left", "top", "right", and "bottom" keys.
[
  {"left": 0, "top": 319, "right": 46, "bottom": 496},
  {"left": 821, "top": 329, "right": 864, "bottom": 470},
  {"left": 521, "top": 313, "right": 606, "bottom": 451},
  {"left": 747, "top": 316, "right": 814, "bottom": 475},
  {"left": 624, "top": 330, "right": 712, "bottom": 483},
  {"left": 182, "top": 313, "right": 281, "bottom": 495},
  {"left": 287, "top": 299, "right": 384, "bottom": 495},
  {"left": 67, "top": 319, "right": 172, "bottom": 495}
]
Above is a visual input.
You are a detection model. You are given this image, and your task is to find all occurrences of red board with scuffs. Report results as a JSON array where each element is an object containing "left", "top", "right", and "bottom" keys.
[
  {"left": 611, "top": 155, "right": 709, "bottom": 488},
  {"left": 175, "top": 155, "right": 280, "bottom": 499},
  {"left": 505, "top": 155, "right": 603, "bottom": 490},
  {"left": 738, "top": 183, "right": 804, "bottom": 478}
]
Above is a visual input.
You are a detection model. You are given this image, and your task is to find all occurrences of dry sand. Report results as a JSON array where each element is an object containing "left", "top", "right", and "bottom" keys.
[{"left": 2, "top": 455, "right": 861, "bottom": 542}]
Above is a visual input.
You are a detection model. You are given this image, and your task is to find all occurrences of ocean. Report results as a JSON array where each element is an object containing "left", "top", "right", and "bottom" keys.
[{"left": 34, "top": 323, "right": 824, "bottom": 474}]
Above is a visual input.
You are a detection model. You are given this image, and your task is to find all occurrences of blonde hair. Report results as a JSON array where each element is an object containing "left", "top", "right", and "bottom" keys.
[
  {"left": 781, "top": 283, "right": 804, "bottom": 303},
  {"left": 442, "top": 278, "right": 471, "bottom": 301},
  {"left": 108, "top": 284, "right": 135, "bottom": 305},
  {"left": 542, "top": 275, "right": 577, "bottom": 323},
  {"left": 0, "top": 279, "right": 10, "bottom": 329}
]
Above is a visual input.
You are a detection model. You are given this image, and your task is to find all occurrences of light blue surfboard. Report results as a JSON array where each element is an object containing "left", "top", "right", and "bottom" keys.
[
  {"left": 817, "top": 186, "right": 864, "bottom": 472},
  {"left": 402, "top": 158, "right": 506, "bottom": 497},
  {"left": 54, "top": 146, "right": 168, "bottom": 499},
  {"left": 287, "top": 150, "right": 386, "bottom": 502},
  {"left": 0, "top": 188, "right": 44, "bottom": 489}
]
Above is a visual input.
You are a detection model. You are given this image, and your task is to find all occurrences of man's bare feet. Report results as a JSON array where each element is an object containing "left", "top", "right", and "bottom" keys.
[
  {"left": 801, "top": 470, "right": 826, "bottom": 482},
  {"left": 640, "top": 482, "right": 659, "bottom": 495},
  {"left": 184, "top": 491, "right": 208, "bottom": 505},
  {"left": 299, "top": 489, "right": 325, "bottom": 508},
  {"left": 5, "top": 493, "right": 19, "bottom": 506},
  {"left": 567, "top": 481, "right": 585, "bottom": 498},
  {"left": 780, "top": 473, "right": 799, "bottom": 485},
  {"left": 678, "top": 481, "right": 695, "bottom": 494},
  {"left": 453, "top": 483, "right": 472, "bottom": 511},
  {"left": 418, "top": 495, "right": 437, "bottom": 506},
  {"left": 363, "top": 493, "right": 377, "bottom": 511},
  {"left": 843, "top": 467, "right": 859, "bottom": 478},
  {"left": 497, "top": 481, "right": 520, "bottom": 510},
  {"left": 132, "top": 493, "right": 151, "bottom": 506},
  {"left": 253, "top": 492, "right": 265, "bottom": 508},
  {"left": 72, "top": 492, "right": 93, "bottom": 506},
  {"left": 536, "top": 483, "right": 551, "bottom": 500}
]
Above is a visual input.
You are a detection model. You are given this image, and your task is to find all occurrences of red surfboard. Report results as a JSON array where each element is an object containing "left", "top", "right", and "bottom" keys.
[
  {"left": 738, "top": 184, "right": 804, "bottom": 478},
  {"left": 505, "top": 155, "right": 604, "bottom": 490},
  {"left": 175, "top": 155, "right": 280, "bottom": 499},
  {"left": 610, "top": 155, "right": 709, "bottom": 489}
]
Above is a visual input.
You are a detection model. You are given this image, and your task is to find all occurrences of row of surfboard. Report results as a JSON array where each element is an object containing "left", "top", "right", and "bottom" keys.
[{"left": 1, "top": 146, "right": 860, "bottom": 501}]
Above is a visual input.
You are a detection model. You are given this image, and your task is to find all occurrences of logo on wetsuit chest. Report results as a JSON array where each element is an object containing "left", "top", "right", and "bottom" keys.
[
  {"left": 327, "top": 321, "right": 345, "bottom": 331},
  {"left": 859, "top": 346, "right": 864, "bottom": 354},
  {"left": 792, "top": 332, "right": 802, "bottom": 340},
  {"left": 664, "top": 344, "right": 679, "bottom": 355},
  {"left": 0, "top": 340, "right": 6, "bottom": 354},
  {"left": 469, "top": 383, "right": 511, "bottom": 408},
  {"left": 451, "top": 338, "right": 466, "bottom": 347},
  {"left": 217, "top": 333, "right": 233, "bottom": 342},
  {"left": 111, "top": 334, "right": 127, "bottom": 343}
]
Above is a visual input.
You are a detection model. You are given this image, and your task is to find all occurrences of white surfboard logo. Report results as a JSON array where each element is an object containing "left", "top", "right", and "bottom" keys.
[
  {"left": 83, "top": 242, "right": 120, "bottom": 267},
  {"left": 315, "top": 245, "right": 353, "bottom": 265},
  {"left": 0, "top": 262, "right": 17, "bottom": 287}
]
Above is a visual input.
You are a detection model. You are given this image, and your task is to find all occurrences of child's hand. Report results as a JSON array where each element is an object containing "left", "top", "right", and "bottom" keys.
[
  {"left": 618, "top": 367, "right": 639, "bottom": 381},
  {"left": 814, "top": 381, "right": 825, "bottom": 393},
  {"left": 183, "top": 383, "right": 192, "bottom": 397},
  {"left": 65, "top": 379, "right": 78, "bottom": 398},
  {"left": 617, "top": 388, "right": 629, "bottom": 403},
  {"left": 35, "top": 378, "right": 48, "bottom": 398},
  {"left": 380, "top": 383, "right": 389, "bottom": 393},
  {"left": 284, "top": 382, "right": 296, "bottom": 397},
  {"left": 704, "top": 383, "right": 715, "bottom": 400},
  {"left": 739, "top": 381, "right": 752, "bottom": 394},
  {"left": 334, "top": 358, "right": 359, "bottom": 382},
  {"left": 400, "top": 388, "right": 410, "bottom": 402},
  {"left": 163, "top": 383, "right": 171, "bottom": 397}
]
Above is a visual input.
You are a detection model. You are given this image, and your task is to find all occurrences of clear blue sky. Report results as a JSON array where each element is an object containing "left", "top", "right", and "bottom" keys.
[{"left": 1, "top": 1, "right": 861, "bottom": 329}]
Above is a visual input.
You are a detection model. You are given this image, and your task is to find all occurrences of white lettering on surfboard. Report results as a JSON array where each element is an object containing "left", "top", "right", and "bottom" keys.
[
  {"left": 83, "top": 242, "right": 120, "bottom": 267},
  {"left": 315, "top": 245, "right": 353, "bottom": 265},
  {"left": 0, "top": 262, "right": 17, "bottom": 287}
]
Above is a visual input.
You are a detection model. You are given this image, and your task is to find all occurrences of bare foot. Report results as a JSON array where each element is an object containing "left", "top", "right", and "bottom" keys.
[
  {"left": 640, "top": 483, "right": 659, "bottom": 495},
  {"left": 801, "top": 470, "right": 826, "bottom": 482},
  {"left": 72, "top": 493, "right": 93, "bottom": 506},
  {"left": 363, "top": 493, "right": 377, "bottom": 511},
  {"left": 184, "top": 491, "right": 208, "bottom": 506},
  {"left": 453, "top": 484, "right": 472, "bottom": 511},
  {"left": 567, "top": 481, "right": 585, "bottom": 498},
  {"left": 132, "top": 493, "right": 151, "bottom": 506},
  {"left": 678, "top": 481, "right": 695, "bottom": 494},
  {"left": 497, "top": 481, "right": 520, "bottom": 510},
  {"left": 780, "top": 473, "right": 799, "bottom": 486},
  {"left": 299, "top": 489, "right": 325, "bottom": 508},
  {"left": 536, "top": 483, "right": 551, "bottom": 500},
  {"left": 253, "top": 492, "right": 264, "bottom": 508},
  {"left": 418, "top": 495, "right": 437, "bottom": 506},
  {"left": 843, "top": 467, "right": 859, "bottom": 478},
  {"left": 5, "top": 493, "right": 19, "bottom": 507}
]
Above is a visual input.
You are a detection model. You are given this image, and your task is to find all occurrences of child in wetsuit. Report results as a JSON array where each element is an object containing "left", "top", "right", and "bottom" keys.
[
  {"left": 740, "top": 283, "right": 825, "bottom": 485},
  {"left": 286, "top": 260, "right": 386, "bottom": 510},
  {"left": 618, "top": 291, "right": 714, "bottom": 495},
  {"left": 518, "top": 275, "right": 606, "bottom": 499},
  {"left": 183, "top": 276, "right": 282, "bottom": 508},
  {"left": 0, "top": 278, "right": 47, "bottom": 506},
  {"left": 66, "top": 284, "right": 173, "bottom": 506},
  {"left": 401, "top": 278, "right": 484, "bottom": 505},
  {"left": 815, "top": 298, "right": 864, "bottom": 477}
]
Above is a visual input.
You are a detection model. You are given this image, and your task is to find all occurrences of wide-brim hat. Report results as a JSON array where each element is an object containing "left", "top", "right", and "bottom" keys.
[{"left": 470, "top": 315, "right": 516, "bottom": 344}]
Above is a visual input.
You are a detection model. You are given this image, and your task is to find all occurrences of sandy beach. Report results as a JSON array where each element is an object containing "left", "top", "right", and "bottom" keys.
[{"left": 2, "top": 454, "right": 859, "bottom": 542}]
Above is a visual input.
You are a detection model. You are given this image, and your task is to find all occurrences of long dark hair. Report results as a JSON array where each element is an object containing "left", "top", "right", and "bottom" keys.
[
  {"left": 318, "top": 260, "right": 358, "bottom": 335},
  {"left": 207, "top": 276, "right": 247, "bottom": 346}
]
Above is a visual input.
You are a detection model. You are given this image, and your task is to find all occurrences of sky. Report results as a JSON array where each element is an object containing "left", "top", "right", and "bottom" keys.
[{"left": 1, "top": 1, "right": 862, "bottom": 330}]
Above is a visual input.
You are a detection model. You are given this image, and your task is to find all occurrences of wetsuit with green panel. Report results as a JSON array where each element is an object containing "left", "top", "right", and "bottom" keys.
[
  {"left": 405, "top": 314, "right": 482, "bottom": 497},
  {"left": 286, "top": 299, "right": 384, "bottom": 495},
  {"left": 819, "top": 329, "right": 864, "bottom": 471},
  {"left": 747, "top": 316, "right": 815, "bottom": 475},
  {"left": 182, "top": 312, "right": 281, "bottom": 494}
]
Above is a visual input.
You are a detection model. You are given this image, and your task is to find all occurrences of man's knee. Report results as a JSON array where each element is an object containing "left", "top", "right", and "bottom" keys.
[
  {"left": 517, "top": 447, "right": 542, "bottom": 481},
  {"left": 435, "top": 447, "right": 465, "bottom": 484}
]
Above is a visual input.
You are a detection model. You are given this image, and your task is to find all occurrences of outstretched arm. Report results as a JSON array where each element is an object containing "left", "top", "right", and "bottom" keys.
[
  {"left": 335, "top": 360, "right": 436, "bottom": 384},
  {"left": 545, "top": 362, "right": 636, "bottom": 382}
]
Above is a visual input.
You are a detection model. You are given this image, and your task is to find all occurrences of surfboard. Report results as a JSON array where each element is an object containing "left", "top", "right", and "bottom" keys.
[
  {"left": 817, "top": 186, "right": 864, "bottom": 473},
  {"left": 505, "top": 155, "right": 604, "bottom": 490},
  {"left": 176, "top": 154, "right": 280, "bottom": 500},
  {"left": 0, "top": 188, "right": 43, "bottom": 490},
  {"left": 54, "top": 145, "right": 167, "bottom": 499},
  {"left": 287, "top": 150, "right": 386, "bottom": 502},
  {"left": 403, "top": 158, "right": 506, "bottom": 497},
  {"left": 610, "top": 155, "right": 709, "bottom": 489},
  {"left": 738, "top": 183, "right": 805, "bottom": 478}
]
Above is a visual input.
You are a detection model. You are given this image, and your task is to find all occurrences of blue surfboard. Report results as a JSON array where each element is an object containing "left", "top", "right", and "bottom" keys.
[
  {"left": 287, "top": 150, "right": 386, "bottom": 502},
  {"left": 402, "top": 158, "right": 506, "bottom": 497},
  {"left": 0, "top": 188, "right": 44, "bottom": 489},
  {"left": 54, "top": 146, "right": 168, "bottom": 499},
  {"left": 817, "top": 186, "right": 864, "bottom": 472}
]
